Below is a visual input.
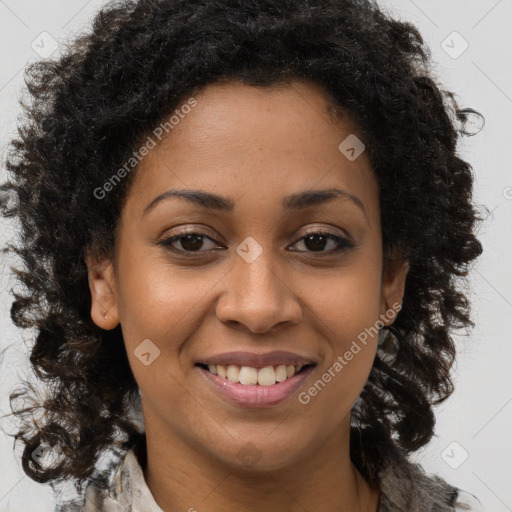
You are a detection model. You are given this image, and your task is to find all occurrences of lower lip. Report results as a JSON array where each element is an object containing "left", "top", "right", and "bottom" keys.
[{"left": 197, "top": 365, "right": 315, "bottom": 408}]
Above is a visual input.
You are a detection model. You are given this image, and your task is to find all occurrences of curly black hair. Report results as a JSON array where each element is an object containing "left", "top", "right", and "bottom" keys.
[{"left": 1, "top": 0, "right": 487, "bottom": 501}]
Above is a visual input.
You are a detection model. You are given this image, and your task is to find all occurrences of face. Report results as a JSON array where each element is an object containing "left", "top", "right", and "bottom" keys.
[{"left": 87, "top": 79, "right": 408, "bottom": 472}]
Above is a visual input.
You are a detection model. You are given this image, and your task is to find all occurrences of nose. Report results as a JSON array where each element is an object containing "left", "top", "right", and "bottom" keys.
[{"left": 215, "top": 248, "right": 302, "bottom": 334}]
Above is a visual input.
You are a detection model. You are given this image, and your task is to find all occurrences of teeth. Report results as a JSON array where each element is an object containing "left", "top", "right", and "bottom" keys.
[
  {"left": 257, "top": 366, "right": 276, "bottom": 386},
  {"left": 226, "top": 364, "right": 240, "bottom": 382},
  {"left": 275, "top": 365, "right": 287, "bottom": 382},
  {"left": 204, "top": 363, "right": 309, "bottom": 385},
  {"left": 239, "top": 366, "right": 258, "bottom": 385},
  {"left": 217, "top": 365, "right": 227, "bottom": 379}
]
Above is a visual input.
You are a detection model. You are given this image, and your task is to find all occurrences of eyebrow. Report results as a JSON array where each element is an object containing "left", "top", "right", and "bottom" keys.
[{"left": 143, "top": 187, "right": 367, "bottom": 219}]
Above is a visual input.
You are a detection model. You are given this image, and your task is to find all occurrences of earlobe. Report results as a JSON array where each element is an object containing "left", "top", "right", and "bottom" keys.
[
  {"left": 86, "top": 255, "right": 120, "bottom": 330},
  {"left": 380, "top": 251, "right": 409, "bottom": 326}
]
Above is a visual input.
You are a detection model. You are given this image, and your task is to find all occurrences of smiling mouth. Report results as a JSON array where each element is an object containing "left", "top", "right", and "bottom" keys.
[{"left": 195, "top": 363, "right": 316, "bottom": 386}]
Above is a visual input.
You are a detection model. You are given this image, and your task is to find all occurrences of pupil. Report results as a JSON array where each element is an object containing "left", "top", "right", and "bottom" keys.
[
  {"left": 181, "top": 234, "right": 203, "bottom": 251},
  {"left": 305, "top": 234, "right": 327, "bottom": 251}
]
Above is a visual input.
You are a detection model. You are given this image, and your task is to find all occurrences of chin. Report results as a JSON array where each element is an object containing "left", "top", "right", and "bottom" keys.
[{"left": 208, "top": 434, "right": 310, "bottom": 473}]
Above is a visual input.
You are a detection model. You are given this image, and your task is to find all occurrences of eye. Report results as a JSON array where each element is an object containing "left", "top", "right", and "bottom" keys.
[
  {"left": 157, "top": 229, "right": 221, "bottom": 253},
  {"left": 289, "top": 230, "right": 354, "bottom": 254},
  {"left": 157, "top": 228, "right": 354, "bottom": 256}
]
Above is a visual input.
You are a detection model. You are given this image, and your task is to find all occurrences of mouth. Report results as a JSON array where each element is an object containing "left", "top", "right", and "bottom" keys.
[
  {"left": 195, "top": 362, "right": 316, "bottom": 386},
  {"left": 195, "top": 362, "right": 317, "bottom": 408}
]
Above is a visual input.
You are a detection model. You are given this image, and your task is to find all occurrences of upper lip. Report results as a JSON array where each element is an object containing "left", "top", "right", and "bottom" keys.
[{"left": 197, "top": 350, "right": 317, "bottom": 369}]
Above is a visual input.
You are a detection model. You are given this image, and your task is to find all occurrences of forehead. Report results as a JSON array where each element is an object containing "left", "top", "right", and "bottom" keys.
[
  {"left": 124, "top": 79, "right": 379, "bottom": 222},
  {"left": 164, "top": 78, "right": 364, "bottom": 152}
]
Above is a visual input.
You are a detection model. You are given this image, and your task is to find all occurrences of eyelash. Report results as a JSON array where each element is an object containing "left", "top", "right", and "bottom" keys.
[{"left": 157, "top": 228, "right": 354, "bottom": 256}]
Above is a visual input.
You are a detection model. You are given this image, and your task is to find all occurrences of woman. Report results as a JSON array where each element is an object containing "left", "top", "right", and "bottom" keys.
[{"left": 1, "top": 0, "right": 487, "bottom": 510}]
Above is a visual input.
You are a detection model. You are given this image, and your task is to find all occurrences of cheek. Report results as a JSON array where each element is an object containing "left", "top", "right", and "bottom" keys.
[
  {"left": 115, "top": 247, "right": 220, "bottom": 347},
  {"left": 298, "top": 259, "right": 381, "bottom": 404},
  {"left": 297, "top": 289, "right": 380, "bottom": 428},
  {"left": 307, "top": 256, "right": 383, "bottom": 347}
]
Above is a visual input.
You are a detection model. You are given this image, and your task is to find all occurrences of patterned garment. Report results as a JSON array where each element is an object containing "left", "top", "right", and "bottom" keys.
[{"left": 55, "top": 447, "right": 485, "bottom": 512}]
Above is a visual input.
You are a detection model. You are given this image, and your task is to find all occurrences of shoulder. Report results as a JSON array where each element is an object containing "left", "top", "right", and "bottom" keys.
[
  {"left": 453, "top": 489, "right": 486, "bottom": 511},
  {"left": 55, "top": 447, "right": 163, "bottom": 512},
  {"left": 54, "top": 451, "right": 130, "bottom": 512},
  {"left": 374, "top": 441, "right": 485, "bottom": 512}
]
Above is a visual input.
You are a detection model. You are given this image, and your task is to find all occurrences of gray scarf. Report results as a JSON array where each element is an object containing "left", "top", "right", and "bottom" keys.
[
  {"left": 376, "top": 446, "right": 461, "bottom": 511},
  {"left": 351, "top": 425, "right": 465, "bottom": 511}
]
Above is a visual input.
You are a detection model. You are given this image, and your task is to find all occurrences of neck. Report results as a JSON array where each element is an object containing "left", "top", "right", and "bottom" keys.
[{"left": 141, "top": 414, "right": 381, "bottom": 512}]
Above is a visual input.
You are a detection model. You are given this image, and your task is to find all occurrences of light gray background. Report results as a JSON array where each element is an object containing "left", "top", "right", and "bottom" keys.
[{"left": 0, "top": 1, "right": 511, "bottom": 510}]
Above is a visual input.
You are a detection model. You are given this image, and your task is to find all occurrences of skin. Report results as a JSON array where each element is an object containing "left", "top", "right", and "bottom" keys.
[{"left": 87, "top": 78, "right": 409, "bottom": 512}]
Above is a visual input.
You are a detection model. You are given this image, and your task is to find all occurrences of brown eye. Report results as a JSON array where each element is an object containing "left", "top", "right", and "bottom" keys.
[
  {"left": 157, "top": 231, "right": 222, "bottom": 253},
  {"left": 157, "top": 229, "right": 353, "bottom": 256},
  {"left": 289, "top": 231, "right": 353, "bottom": 254}
]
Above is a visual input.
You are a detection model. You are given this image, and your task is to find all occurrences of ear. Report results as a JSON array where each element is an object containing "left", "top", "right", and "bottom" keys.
[
  {"left": 86, "top": 252, "right": 120, "bottom": 330},
  {"left": 379, "top": 246, "right": 409, "bottom": 326}
]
